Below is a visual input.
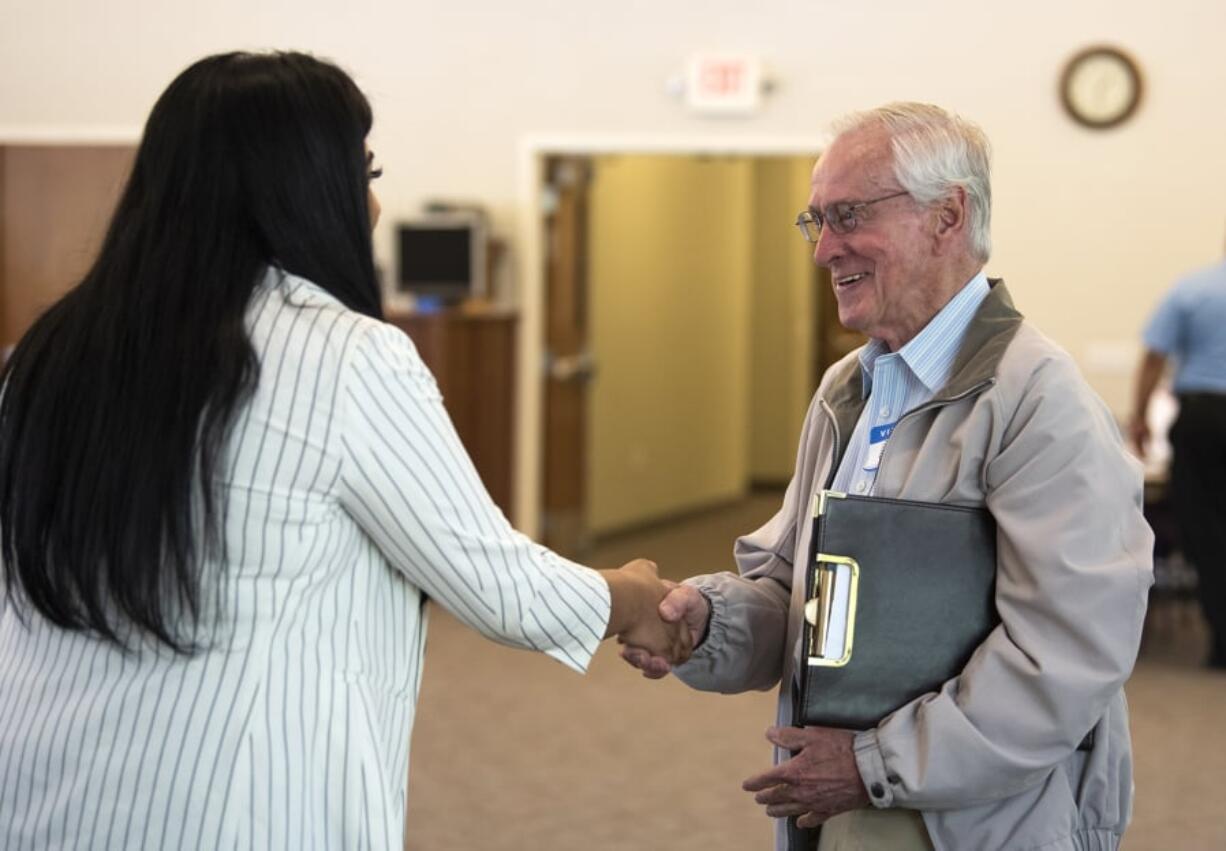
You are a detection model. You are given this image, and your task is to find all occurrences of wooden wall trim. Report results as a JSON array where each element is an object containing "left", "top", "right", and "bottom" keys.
[{"left": 0, "top": 148, "right": 7, "bottom": 353}]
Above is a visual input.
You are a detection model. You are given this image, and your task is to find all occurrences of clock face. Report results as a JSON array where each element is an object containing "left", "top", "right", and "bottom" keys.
[{"left": 1061, "top": 47, "right": 1143, "bottom": 129}]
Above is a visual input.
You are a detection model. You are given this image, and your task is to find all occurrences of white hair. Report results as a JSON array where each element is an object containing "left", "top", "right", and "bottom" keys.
[{"left": 831, "top": 102, "right": 993, "bottom": 262}]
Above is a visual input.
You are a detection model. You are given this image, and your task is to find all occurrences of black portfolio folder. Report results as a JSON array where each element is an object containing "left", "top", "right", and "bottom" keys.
[{"left": 798, "top": 490, "right": 998, "bottom": 730}]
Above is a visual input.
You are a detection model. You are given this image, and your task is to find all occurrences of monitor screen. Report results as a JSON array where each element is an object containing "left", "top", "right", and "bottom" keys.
[{"left": 395, "top": 214, "right": 486, "bottom": 302}]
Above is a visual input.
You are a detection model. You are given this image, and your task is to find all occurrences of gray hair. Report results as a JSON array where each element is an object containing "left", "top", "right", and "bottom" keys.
[{"left": 831, "top": 102, "right": 993, "bottom": 262}]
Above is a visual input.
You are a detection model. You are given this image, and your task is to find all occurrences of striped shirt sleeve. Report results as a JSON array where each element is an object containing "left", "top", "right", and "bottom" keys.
[{"left": 335, "top": 319, "right": 610, "bottom": 673}]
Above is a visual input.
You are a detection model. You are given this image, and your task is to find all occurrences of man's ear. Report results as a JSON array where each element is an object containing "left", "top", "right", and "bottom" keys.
[{"left": 933, "top": 186, "right": 968, "bottom": 243}]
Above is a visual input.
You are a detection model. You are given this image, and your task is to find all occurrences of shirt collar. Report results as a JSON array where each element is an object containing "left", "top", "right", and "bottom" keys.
[{"left": 858, "top": 270, "right": 991, "bottom": 397}]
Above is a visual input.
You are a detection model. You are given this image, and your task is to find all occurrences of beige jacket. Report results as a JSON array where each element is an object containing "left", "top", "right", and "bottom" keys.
[{"left": 674, "top": 281, "right": 1153, "bottom": 851}]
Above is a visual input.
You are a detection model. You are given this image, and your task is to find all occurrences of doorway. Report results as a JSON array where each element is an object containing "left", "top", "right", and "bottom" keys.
[{"left": 535, "top": 148, "right": 855, "bottom": 556}]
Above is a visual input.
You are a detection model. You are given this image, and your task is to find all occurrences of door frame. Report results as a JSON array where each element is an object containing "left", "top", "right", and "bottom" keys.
[{"left": 513, "top": 135, "right": 825, "bottom": 539}]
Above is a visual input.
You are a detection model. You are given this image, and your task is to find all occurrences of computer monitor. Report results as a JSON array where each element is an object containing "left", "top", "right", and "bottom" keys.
[{"left": 393, "top": 212, "right": 487, "bottom": 305}]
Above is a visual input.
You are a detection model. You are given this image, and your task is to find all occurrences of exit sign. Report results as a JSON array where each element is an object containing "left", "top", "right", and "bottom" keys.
[{"left": 685, "top": 54, "right": 763, "bottom": 116}]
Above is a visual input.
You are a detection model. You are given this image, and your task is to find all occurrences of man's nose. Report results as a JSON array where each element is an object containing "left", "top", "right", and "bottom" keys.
[{"left": 813, "top": 227, "right": 842, "bottom": 267}]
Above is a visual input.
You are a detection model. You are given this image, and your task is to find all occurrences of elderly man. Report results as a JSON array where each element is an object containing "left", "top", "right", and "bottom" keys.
[{"left": 623, "top": 103, "right": 1153, "bottom": 851}]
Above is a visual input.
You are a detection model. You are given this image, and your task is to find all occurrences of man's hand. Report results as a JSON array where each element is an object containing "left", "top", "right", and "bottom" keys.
[
  {"left": 619, "top": 581, "right": 710, "bottom": 678},
  {"left": 602, "top": 560, "right": 693, "bottom": 666},
  {"left": 742, "top": 726, "right": 870, "bottom": 828}
]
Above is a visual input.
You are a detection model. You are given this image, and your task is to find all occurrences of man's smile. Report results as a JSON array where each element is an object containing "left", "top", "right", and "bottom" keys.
[{"left": 835, "top": 272, "right": 870, "bottom": 288}]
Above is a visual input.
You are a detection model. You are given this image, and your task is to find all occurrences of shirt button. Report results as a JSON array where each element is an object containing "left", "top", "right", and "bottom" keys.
[
  {"left": 854, "top": 481, "right": 867, "bottom": 494},
  {"left": 879, "top": 406, "right": 890, "bottom": 418},
  {"left": 870, "top": 782, "right": 885, "bottom": 799}
]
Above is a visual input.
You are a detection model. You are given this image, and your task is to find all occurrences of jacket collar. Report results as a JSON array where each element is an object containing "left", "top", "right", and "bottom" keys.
[
  {"left": 939, "top": 278, "right": 1024, "bottom": 399},
  {"left": 820, "top": 279, "right": 1024, "bottom": 468}
]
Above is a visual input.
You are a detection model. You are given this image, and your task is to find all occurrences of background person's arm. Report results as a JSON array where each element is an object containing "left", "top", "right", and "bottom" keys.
[{"left": 1128, "top": 349, "right": 1167, "bottom": 458}]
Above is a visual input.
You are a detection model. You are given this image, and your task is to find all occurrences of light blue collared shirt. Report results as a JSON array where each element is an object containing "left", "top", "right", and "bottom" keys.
[
  {"left": 1142, "top": 259, "right": 1226, "bottom": 394},
  {"left": 831, "top": 272, "right": 991, "bottom": 496}
]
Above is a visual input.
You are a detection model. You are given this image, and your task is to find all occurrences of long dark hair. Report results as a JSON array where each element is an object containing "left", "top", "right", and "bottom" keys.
[{"left": 0, "top": 51, "right": 383, "bottom": 652}]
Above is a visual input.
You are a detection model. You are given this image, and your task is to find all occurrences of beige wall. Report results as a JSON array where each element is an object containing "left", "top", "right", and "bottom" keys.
[
  {"left": 586, "top": 155, "right": 752, "bottom": 534},
  {"left": 4, "top": 0, "right": 1224, "bottom": 532}
]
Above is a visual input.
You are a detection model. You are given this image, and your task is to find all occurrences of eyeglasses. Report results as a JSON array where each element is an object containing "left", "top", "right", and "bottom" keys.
[
  {"left": 366, "top": 151, "right": 383, "bottom": 181},
  {"left": 794, "top": 190, "right": 910, "bottom": 243}
]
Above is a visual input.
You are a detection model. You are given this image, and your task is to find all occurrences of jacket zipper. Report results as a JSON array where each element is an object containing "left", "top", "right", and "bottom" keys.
[
  {"left": 873, "top": 377, "right": 997, "bottom": 489},
  {"left": 818, "top": 398, "right": 843, "bottom": 491}
]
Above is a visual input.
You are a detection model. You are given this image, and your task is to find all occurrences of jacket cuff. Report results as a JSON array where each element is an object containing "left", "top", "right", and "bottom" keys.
[
  {"left": 672, "top": 580, "right": 727, "bottom": 671},
  {"left": 853, "top": 729, "right": 898, "bottom": 808}
]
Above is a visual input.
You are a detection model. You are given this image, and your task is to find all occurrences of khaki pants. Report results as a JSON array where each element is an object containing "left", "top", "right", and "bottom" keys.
[{"left": 817, "top": 809, "right": 933, "bottom": 851}]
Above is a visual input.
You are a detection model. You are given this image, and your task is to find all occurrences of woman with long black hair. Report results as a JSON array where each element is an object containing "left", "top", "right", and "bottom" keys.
[{"left": 0, "top": 51, "right": 687, "bottom": 848}]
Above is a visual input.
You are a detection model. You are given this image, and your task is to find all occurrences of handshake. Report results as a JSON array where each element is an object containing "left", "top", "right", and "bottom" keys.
[
  {"left": 600, "top": 559, "right": 869, "bottom": 828},
  {"left": 601, "top": 559, "right": 711, "bottom": 672}
]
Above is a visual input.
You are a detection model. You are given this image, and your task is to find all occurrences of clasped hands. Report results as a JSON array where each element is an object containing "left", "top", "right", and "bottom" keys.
[
  {"left": 618, "top": 582, "right": 870, "bottom": 827},
  {"left": 601, "top": 560, "right": 694, "bottom": 665}
]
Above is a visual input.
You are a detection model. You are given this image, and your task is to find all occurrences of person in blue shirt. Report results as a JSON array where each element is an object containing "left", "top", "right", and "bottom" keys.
[{"left": 1130, "top": 246, "right": 1226, "bottom": 669}]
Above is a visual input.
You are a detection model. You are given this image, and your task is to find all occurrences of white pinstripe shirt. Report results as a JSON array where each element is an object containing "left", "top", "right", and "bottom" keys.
[
  {"left": 0, "top": 268, "right": 611, "bottom": 849},
  {"left": 832, "top": 272, "right": 990, "bottom": 496}
]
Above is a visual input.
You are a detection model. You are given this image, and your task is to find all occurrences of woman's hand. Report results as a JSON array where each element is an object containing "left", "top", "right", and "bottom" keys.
[
  {"left": 601, "top": 559, "right": 692, "bottom": 666},
  {"left": 619, "top": 581, "right": 711, "bottom": 678}
]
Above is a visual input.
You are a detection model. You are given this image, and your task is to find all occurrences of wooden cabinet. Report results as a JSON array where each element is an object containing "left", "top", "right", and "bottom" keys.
[
  {"left": 386, "top": 310, "right": 517, "bottom": 518},
  {"left": 1, "top": 145, "right": 135, "bottom": 347}
]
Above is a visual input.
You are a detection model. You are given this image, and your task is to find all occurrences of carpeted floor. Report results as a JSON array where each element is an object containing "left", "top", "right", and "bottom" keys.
[{"left": 404, "top": 495, "right": 1226, "bottom": 850}]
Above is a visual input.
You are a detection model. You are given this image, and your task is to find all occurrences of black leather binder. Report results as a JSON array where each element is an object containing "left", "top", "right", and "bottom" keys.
[{"left": 798, "top": 490, "right": 998, "bottom": 730}]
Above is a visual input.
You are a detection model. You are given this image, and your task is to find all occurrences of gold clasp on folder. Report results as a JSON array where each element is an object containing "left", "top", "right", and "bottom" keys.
[{"left": 804, "top": 553, "right": 859, "bottom": 667}]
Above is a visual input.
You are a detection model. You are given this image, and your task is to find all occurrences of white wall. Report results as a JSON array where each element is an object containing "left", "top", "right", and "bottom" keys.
[{"left": 4, "top": 0, "right": 1225, "bottom": 534}]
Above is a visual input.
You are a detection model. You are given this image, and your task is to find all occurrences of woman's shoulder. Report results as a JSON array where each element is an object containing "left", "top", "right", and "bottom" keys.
[
  {"left": 256, "top": 269, "right": 437, "bottom": 394},
  {"left": 260, "top": 268, "right": 368, "bottom": 321},
  {"left": 250, "top": 269, "right": 380, "bottom": 355}
]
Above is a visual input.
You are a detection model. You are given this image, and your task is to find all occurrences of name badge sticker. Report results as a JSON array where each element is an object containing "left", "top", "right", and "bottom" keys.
[{"left": 863, "top": 421, "right": 896, "bottom": 472}]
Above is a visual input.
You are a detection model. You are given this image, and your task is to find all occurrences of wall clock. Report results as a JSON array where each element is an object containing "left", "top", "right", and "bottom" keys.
[{"left": 1060, "top": 46, "right": 1143, "bottom": 129}]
